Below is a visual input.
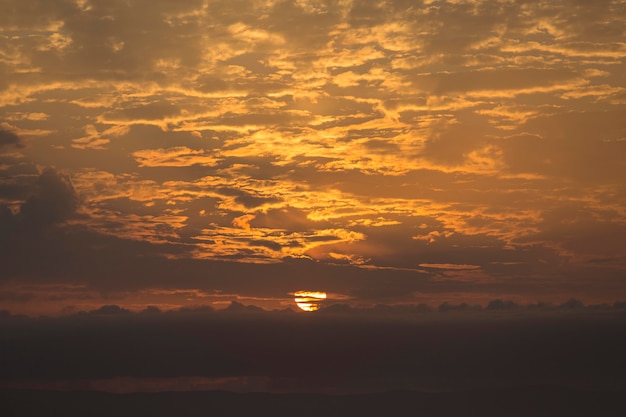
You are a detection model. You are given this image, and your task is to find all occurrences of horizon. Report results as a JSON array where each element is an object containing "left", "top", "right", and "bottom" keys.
[
  {"left": 2, "top": 300, "right": 625, "bottom": 396},
  {"left": 3, "top": 295, "right": 626, "bottom": 318}
]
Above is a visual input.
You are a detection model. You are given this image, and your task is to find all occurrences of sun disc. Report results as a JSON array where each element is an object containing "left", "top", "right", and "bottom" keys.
[{"left": 294, "top": 291, "right": 326, "bottom": 312}]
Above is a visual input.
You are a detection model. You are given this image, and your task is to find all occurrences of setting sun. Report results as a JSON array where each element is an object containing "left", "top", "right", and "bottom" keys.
[{"left": 294, "top": 291, "right": 327, "bottom": 312}]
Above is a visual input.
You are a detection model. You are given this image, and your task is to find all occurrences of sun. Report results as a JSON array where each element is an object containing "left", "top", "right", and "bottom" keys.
[{"left": 294, "top": 291, "right": 327, "bottom": 312}]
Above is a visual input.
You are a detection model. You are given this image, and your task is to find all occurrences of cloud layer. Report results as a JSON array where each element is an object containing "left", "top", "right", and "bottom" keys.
[
  {"left": 1, "top": 0, "right": 625, "bottom": 314},
  {"left": 1, "top": 305, "right": 625, "bottom": 394}
]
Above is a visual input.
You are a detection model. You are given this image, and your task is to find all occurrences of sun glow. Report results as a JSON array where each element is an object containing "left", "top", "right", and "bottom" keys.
[{"left": 294, "top": 291, "right": 327, "bottom": 312}]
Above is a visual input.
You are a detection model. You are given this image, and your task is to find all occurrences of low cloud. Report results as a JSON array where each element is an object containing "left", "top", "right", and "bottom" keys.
[{"left": 1, "top": 303, "right": 625, "bottom": 393}]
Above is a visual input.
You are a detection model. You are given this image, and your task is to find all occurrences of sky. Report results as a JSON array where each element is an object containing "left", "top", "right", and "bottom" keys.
[{"left": 1, "top": 0, "right": 626, "bottom": 317}]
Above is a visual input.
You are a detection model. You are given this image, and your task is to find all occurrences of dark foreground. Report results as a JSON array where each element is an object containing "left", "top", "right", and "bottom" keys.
[{"left": 1, "top": 387, "right": 624, "bottom": 417}]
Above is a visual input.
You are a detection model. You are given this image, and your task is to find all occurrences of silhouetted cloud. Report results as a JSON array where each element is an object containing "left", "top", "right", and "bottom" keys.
[
  {"left": 0, "top": 206, "right": 18, "bottom": 245},
  {"left": 1, "top": 168, "right": 78, "bottom": 249},
  {"left": 20, "top": 168, "right": 78, "bottom": 232},
  {"left": 0, "top": 305, "right": 625, "bottom": 395},
  {"left": 89, "top": 305, "right": 131, "bottom": 315},
  {"left": 486, "top": 299, "right": 519, "bottom": 310},
  {"left": 0, "top": 129, "right": 22, "bottom": 149}
]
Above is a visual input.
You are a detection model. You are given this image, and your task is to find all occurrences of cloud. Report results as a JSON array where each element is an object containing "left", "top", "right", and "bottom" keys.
[
  {"left": 420, "top": 263, "right": 482, "bottom": 270},
  {"left": 0, "top": 305, "right": 625, "bottom": 394},
  {"left": 0, "top": 129, "right": 23, "bottom": 149},
  {"left": 19, "top": 168, "right": 78, "bottom": 232},
  {"left": 0, "top": 0, "right": 625, "bottom": 316},
  {"left": 231, "top": 213, "right": 255, "bottom": 230},
  {"left": 413, "top": 68, "right": 581, "bottom": 96},
  {"left": 132, "top": 147, "right": 219, "bottom": 168},
  {"left": 1, "top": 168, "right": 78, "bottom": 260},
  {"left": 89, "top": 305, "right": 132, "bottom": 315},
  {"left": 0, "top": 206, "right": 19, "bottom": 243}
]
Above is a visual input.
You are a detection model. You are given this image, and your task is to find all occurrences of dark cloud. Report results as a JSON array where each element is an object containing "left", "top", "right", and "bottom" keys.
[
  {"left": 0, "top": 168, "right": 78, "bottom": 256},
  {"left": 0, "top": 206, "right": 18, "bottom": 243},
  {"left": 514, "top": 110, "right": 626, "bottom": 181},
  {"left": 486, "top": 299, "right": 519, "bottom": 310},
  {"left": 0, "top": 306, "right": 624, "bottom": 394},
  {"left": 233, "top": 192, "right": 281, "bottom": 209},
  {"left": 89, "top": 305, "right": 131, "bottom": 316},
  {"left": 2, "top": 388, "right": 626, "bottom": 417},
  {"left": 515, "top": 203, "right": 626, "bottom": 261},
  {"left": 0, "top": 129, "right": 23, "bottom": 149},
  {"left": 19, "top": 168, "right": 78, "bottom": 232},
  {"left": 248, "top": 239, "right": 282, "bottom": 251}
]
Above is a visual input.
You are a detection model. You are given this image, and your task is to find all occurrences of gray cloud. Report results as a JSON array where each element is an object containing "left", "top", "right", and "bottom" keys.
[
  {"left": 513, "top": 110, "right": 626, "bottom": 181},
  {"left": 0, "top": 168, "right": 78, "bottom": 257},
  {"left": 0, "top": 130, "right": 23, "bottom": 149},
  {"left": 1, "top": 305, "right": 625, "bottom": 395},
  {"left": 20, "top": 168, "right": 78, "bottom": 232}
]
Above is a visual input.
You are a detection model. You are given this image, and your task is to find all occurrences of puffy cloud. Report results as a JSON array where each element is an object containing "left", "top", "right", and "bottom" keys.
[
  {"left": 0, "top": 167, "right": 78, "bottom": 243},
  {"left": 19, "top": 168, "right": 78, "bottom": 231}
]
